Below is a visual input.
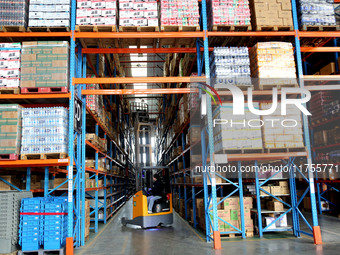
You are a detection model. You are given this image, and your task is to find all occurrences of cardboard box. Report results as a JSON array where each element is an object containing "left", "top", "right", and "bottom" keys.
[
  {"left": 260, "top": 186, "right": 271, "bottom": 196},
  {"left": 270, "top": 186, "right": 281, "bottom": 195},
  {"left": 266, "top": 201, "right": 284, "bottom": 211},
  {"left": 320, "top": 62, "right": 336, "bottom": 75},
  {"left": 223, "top": 197, "right": 239, "bottom": 210}
]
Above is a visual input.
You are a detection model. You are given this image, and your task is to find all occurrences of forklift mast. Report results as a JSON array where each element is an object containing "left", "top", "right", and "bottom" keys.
[{"left": 131, "top": 102, "right": 153, "bottom": 191}]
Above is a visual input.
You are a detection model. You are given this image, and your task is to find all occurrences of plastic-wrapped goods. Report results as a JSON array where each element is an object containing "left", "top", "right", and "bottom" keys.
[
  {"left": 21, "top": 107, "right": 69, "bottom": 155},
  {"left": 0, "top": 0, "right": 29, "bottom": 27},
  {"left": 20, "top": 41, "right": 69, "bottom": 89},
  {"left": 207, "top": 0, "right": 251, "bottom": 29},
  {"left": 86, "top": 76, "right": 104, "bottom": 121},
  {"left": 297, "top": 0, "right": 336, "bottom": 27},
  {"left": 0, "top": 104, "right": 22, "bottom": 156},
  {"left": 77, "top": 0, "right": 117, "bottom": 26},
  {"left": 260, "top": 103, "right": 304, "bottom": 149},
  {"left": 160, "top": 0, "right": 199, "bottom": 27},
  {"left": 250, "top": 42, "right": 296, "bottom": 87},
  {"left": 213, "top": 103, "right": 263, "bottom": 151},
  {"left": 210, "top": 47, "right": 251, "bottom": 87},
  {"left": 28, "top": 0, "right": 70, "bottom": 27},
  {"left": 119, "top": 0, "right": 158, "bottom": 27},
  {"left": 0, "top": 43, "right": 21, "bottom": 88}
]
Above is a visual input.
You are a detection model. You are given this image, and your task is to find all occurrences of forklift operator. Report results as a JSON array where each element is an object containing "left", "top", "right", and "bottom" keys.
[{"left": 147, "top": 175, "right": 163, "bottom": 213}]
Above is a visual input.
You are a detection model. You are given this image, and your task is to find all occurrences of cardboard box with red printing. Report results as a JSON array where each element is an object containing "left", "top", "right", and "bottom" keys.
[
  {"left": 119, "top": 0, "right": 159, "bottom": 27},
  {"left": 76, "top": 0, "right": 117, "bottom": 26}
]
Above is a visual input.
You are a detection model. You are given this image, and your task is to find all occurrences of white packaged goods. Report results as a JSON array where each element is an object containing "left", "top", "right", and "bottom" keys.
[
  {"left": 119, "top": 0, "right": 158, "bottom": 27},
  {"left": 21, "top": 107, "right": 69, "bottom": 155},
  {"left": 77, "top": 0, "right": 117, "bottom": 26},
  {"left": 298, "top": 0, "right": 336, "bottom": 27},
  {"left": 28, "top": 1, "right": 71, "bottom": 27},
  {"left": 160, "top": 0, "right": 199, "bottom": 26},
  {"left": 260, "top": 103, "right": 304, "bottom": 149},
  {"left": 0, "top": 43, "right": 21, "bottom": 88},
  {"left": 213, "top": 103, "right": 263, "bottom": 151},
  {"left": 207, "top": 0, "right": 251, "bottom": 28},
  {"left": 210, "top": 47, "right": 251, "bottom": 87}
]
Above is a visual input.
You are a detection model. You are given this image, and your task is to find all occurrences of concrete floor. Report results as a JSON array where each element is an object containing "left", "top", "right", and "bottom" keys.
[{"left": 75, "top": 199, "right": 340, "bottom": 255}]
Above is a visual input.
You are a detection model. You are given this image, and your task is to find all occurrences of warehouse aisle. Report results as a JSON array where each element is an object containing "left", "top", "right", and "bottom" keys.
[
  {"left": 75, "top": 199, "right": 213, "bottom": 255},
  {"left": 75, "top": 199, "right": 340, "bottom": 255}
]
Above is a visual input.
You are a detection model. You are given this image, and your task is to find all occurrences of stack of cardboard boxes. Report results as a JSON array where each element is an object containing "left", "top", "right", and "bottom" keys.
[
  {"left": 0, "top": 43, "right": 21, "bottom": 89},
  {"left": 213, "top": 103, "right": 263, "bottom": 152},
  {"left": 20, "top": 41, "right": 69, "bottom": 91},
  {"left": 85, "top": 199, "right": 90, "bottom": 239},
  {"left": 0, "top": 104, "right": 22, "bottom": 158},
  {"left": 119, "top": 0, "right": 158, "bottom": 27},
  {"left": 28, "top": 0, "right": 70, "bottom": 27},
  {"left": 207, "top": 0, "right": 251, "bottom": 29},
  {"left": 250, "top": 42, "right": 297, "bottom": 88},
  {"left": 260, "top": 103, "right": 304, "bottom": 149},
  {"left": 196, "top": 197, "right": 254, "bottom": 234},
  {"left": 250, "top": 0, "right": 293, "bottom": 28},
  {"left": 160, "top": 0, "right": 199, "bottom": 27},
  {"left": 76, "top": 0, "right": 117, "bottom": 26}
]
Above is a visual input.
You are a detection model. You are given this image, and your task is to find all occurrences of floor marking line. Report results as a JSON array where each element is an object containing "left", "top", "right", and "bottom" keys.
[
  {"left": 320, "top": 228, "right": 340, "bottom": 237},
  {"left": 176, "top": 211, "right": 205, "bottom": 242},
  {"left": 119, "top": 236, "right": 129, "bottom": 254},
  {"left": 78, "top": 202, "right": 126, "bottom": 255}
]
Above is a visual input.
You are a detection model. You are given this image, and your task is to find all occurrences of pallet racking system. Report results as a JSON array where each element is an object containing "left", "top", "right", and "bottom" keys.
[{"left": 0, "top": 0, "right": 339, "bottom": 253}]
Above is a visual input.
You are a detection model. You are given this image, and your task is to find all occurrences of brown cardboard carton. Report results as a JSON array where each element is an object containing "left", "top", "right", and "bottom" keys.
[
  {"left": 223, "top": 197, "right": 240, "bottom": 210},
  {"left": 270, "top": 186, "right": 281, "bottom": 195},
  {"left": 267, "top": 201, "right": 284, "bottom": 211},
  {"left": 260, "top": 186, "right": 271, "bottom": 196}
]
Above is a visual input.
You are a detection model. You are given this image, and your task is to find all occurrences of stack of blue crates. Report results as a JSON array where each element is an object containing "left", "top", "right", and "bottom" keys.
[
  {"left": 0, "top": 191, "right": 32, "bottom": 254},
  {"left": 19, "top": 197, "right": 68, "bottom": 251},
  {"left": 43, "top": 197, "right": 68, "bottom": 250}
]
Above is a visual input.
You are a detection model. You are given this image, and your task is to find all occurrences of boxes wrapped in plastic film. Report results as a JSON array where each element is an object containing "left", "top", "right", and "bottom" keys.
[
  {"left": 0, "top": 104, "right": 22, "bottom": 155},
  {"left": 0, "top": 0, "right": 29, "bottom": 27},
  {"left": 20, "top": 41, "right": 69, "bottom": 89},
  {"left": 0, "top": 43, "right": 21, "bottom": 88},
  {"left": 21, "top": 107, "right": 69, "bottom": 155}
]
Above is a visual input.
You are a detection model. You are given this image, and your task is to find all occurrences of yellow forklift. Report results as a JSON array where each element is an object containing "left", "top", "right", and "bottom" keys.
[
  {"left": 121, "top": 167, "right": 173, "bottom": 228},
  {"left": 121, "top": 102, "right": 173, "bottom": 228}
]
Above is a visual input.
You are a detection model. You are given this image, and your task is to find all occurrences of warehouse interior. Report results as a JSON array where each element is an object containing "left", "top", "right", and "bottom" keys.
[{"left": 1, "top": 0, "right": 340, "bottom": 255}]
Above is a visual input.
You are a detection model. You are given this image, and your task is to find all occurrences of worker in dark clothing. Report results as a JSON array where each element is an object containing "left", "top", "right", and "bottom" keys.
[{"left": 147, "top": 175, "right": 163, "bottom": 213}]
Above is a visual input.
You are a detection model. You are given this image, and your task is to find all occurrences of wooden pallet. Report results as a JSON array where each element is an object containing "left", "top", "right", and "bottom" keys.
[
  {"left": 18, "top": 247, "right": 65, "bottom": 255},
  {"left": 76, "top": 25, "right": 116, "bottom": 32},
  {"left": 119, "top": 26, "right": 159, "bottom": 32},
  {"left": 215, "top": 84, "right": 254, "bottom": 91},
  {"left": 27, "top": 27, "right": 70, "bottom": 32},
  {"left": 216, "top": 148, "right": 265, "bottom": 154},
  {"left": 255, "top": 82, "right": 298, "bottom": 91},
  {"left": 21, "top": 87, "right": 68, "bottom": 94},
  {"left": 255, "top": 25, "right": 293, "bottom": 31},
  {"left": 212, "top": 25, "right": 251, "bottom": 32},
  {"left": 0, "top": 87, "right": 19, "bottom": 94},
  {"left": 221, "top": 231, "right": 254, "bottom": 238},
  {"left": 161, "top": 25, "right": 200, "bottom": 32},
  {"left": 265, "top": 147, "right": 306, "bottom": 153},
  {"left": 0, "top": 26, "right": 25, "bottom": 32},
  {"left": 300, "top": 25, "right": 340, "bottom": 31},
  {"left": 0, "top": 154, "right": 19, "bottom": 160},
  {"left": 1, "top": 251, "right": 18, "bottom": 255},
  {"left": 21, "top": 153, "right": 68, "bottom": 160}
]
